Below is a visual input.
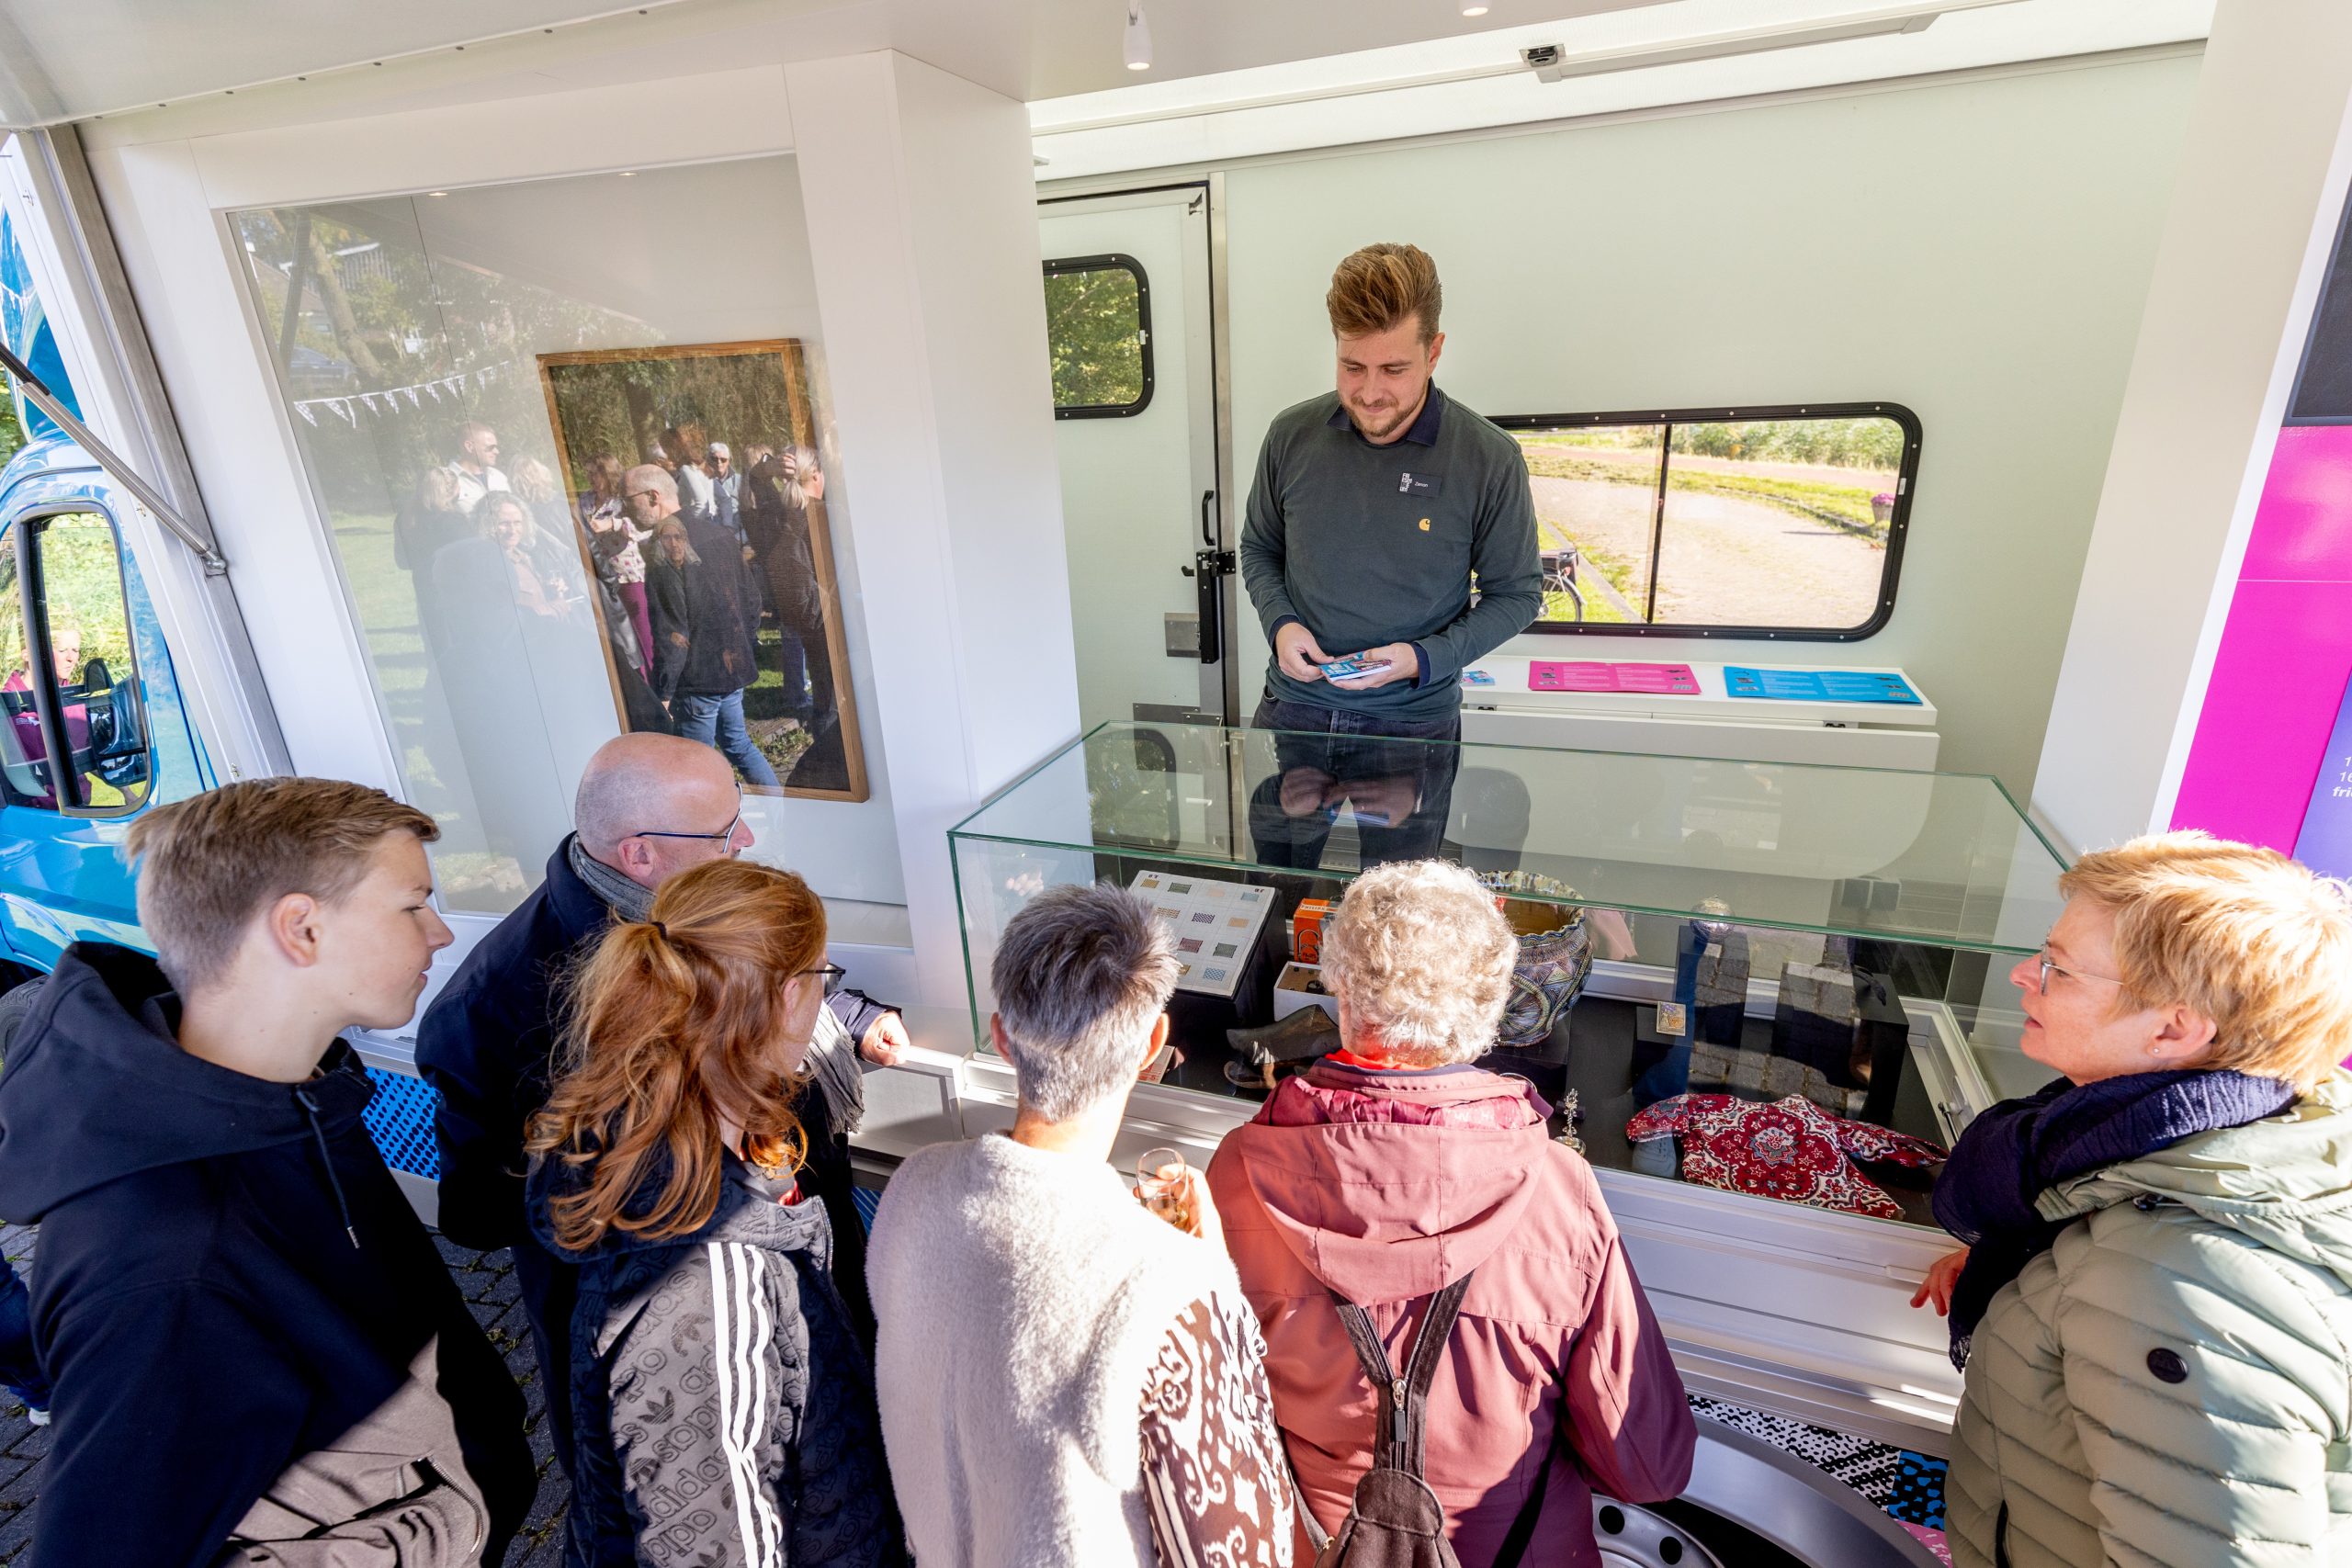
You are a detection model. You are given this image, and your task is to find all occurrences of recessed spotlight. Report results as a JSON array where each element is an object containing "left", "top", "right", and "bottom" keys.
[
  {"left": 428, "top": 190, "right": 448, "bottom": 197},
  {"left": 1460, "top": 1, "right": 1490, "bottom": 13},
  {"left": 1125, "top": 0, "right": 1152, "bottom": 71},
  {"left": 617, "top": 170, "right": 637, "bottom": 177}
]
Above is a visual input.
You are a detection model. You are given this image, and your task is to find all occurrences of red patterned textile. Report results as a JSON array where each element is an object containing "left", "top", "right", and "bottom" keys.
[{"left": 1623, "top": 1093, "right": 1946, "bottom": 1220}]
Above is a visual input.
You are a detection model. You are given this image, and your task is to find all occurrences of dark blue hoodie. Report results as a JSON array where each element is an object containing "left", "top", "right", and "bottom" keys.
[{"left": 0, "top": 942, "right": 536, "bottom": 1568}]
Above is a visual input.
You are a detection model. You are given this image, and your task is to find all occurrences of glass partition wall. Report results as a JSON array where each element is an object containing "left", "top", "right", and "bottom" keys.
[
  {"left": 230, "top": 158, "right": 902, "bottom": 913},
  {"left": 954, "top": 723, "right": 2067, "bottom": 1230}
]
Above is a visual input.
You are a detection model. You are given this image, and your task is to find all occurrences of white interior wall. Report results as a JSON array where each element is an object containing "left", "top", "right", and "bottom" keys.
[
  {"left": 786, "top": 52, "right": 1080, "bottom": 1009},
  {"left": 84, "top": 48, "right": 1072, "bottom": 1012},
  {"left": 416, "top": 160, "right": 909, "bottom": 905},
  {"left": 2033, "top": 0, "right": 2352, "bottom": 855},
  {"left": 1217, "top": 53, "right": 2201, "bottom": 799}
]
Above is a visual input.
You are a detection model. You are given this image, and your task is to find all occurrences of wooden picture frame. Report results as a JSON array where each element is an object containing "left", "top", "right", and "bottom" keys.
[{"left": 537, "top": 339, "right": 868, "bottom": 802}]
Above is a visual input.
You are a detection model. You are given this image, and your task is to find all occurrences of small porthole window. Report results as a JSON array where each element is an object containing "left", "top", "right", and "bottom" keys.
[{"left": 1042, "top": 254, "right": 1153, "bottom": 419}]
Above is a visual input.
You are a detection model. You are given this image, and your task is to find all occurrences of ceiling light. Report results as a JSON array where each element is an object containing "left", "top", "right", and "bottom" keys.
[
  {"left": 1459, "top": 2, "right": 1490, "bottom": 14},
  {"left": 1125, "top": 1, "right": 1152, "bottom": 71}
]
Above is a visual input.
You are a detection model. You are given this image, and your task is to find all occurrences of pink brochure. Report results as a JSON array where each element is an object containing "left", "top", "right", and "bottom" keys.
[{"left": 1528, "top": 660, "right": 1701, "bottom": 695}]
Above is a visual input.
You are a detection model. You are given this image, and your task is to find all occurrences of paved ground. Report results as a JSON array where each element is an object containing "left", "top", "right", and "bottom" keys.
[
  {"left": 1530, "top": 474, "right": 1884, "bottom": 627},
  {"left": 0, "top": 1224, "right": 572, "bottom": 1565}
]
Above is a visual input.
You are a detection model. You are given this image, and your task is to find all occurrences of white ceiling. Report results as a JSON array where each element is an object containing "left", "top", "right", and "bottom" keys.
[{"left": 0, "top": 0, "right": 1687, "bottom": 128}]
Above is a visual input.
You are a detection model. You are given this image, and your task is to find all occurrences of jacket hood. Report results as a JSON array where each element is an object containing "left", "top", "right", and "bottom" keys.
[
  {"left": 2041, "top": 1070, "right": 2352, "bottom": 1290},
  {"left": 526, "top": 1144, "right": 829, "bottom": 1268},
  {"left": 0, "top": 943, "right": 374, "bottom": 1221},
  {"left": 1218, "top": 1061, "right": 1554, "bottom": 1304}
]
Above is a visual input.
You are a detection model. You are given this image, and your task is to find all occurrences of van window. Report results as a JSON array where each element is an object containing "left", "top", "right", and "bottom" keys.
[
  {"left": 20, "top": 512, "right": 153, "bottom": 813},
  {"left": 1500, "top": 404, "right": 1918, "bottom": 640},
  {"left": 0, "top": 545, "right": 56, "bottom": 808},
  {"left": 1043, "top": 254, "right": 1152, "bottom": 418}
]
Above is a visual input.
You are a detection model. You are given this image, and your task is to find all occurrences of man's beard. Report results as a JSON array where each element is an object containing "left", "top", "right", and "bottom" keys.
[{"left": 1350, "top": 389, "right": 1423, "bottom": 441}]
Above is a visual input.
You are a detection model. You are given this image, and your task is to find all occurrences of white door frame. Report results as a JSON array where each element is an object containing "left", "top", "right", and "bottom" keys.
[{"left": 1040, "top": 176, "right": 1235, "bottom": 723}]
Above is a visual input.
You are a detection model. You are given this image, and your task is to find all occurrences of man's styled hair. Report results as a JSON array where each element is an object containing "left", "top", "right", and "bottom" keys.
[
  {"left": 989, "top": 883, "right": 1178, "bottom": 1122},
  {"left": 2059, "top": 830, "right": 2352, "bottom": 1092},
  {"left": 1327, "top": 243, "right": 1443, "bottom": 344},
  {"left": 123, "top": 779, "right": 439, "bottom": 991}
]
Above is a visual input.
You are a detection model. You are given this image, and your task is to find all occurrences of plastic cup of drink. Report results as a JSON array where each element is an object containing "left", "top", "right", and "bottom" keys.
[{"left": 1136, "top": 1146, "right": 1191, "bottom": 1230}]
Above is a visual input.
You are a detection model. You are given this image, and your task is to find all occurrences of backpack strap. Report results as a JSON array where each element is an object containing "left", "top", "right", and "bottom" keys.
[{"left": 1331, "top": 1269, "right": 1475, "bottom": 1479}]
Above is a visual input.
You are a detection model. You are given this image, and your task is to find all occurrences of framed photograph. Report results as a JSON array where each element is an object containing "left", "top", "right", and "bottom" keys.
[{"left": 537, "top": 339, "right": 868, "bottom": 801}]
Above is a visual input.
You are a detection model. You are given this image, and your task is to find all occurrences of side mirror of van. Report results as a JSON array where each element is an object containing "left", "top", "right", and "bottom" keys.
[{"left": 78, "top": 659, "right": 111, "bottom": 697}]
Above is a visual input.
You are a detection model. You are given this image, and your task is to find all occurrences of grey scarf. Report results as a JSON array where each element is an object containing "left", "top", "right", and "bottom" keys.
[{"left": 566, "top": 837, "right": 863, "bottom": 1139}]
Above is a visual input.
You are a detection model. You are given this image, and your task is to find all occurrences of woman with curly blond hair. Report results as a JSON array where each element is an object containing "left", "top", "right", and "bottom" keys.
[
  {"left": 1913, "top": 831, "right": 2352, "bottom": 1568},
  {"left": 1205, "top": 859, "right": 1693, "bottom": 1566},
  {"left": 526, "top": 859, "right": 904, "bottom": 1568}
]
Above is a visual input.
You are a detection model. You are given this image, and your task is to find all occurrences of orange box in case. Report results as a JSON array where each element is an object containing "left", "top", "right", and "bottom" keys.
[{"left": 1289, "top": 898, "right": 1332, "bottom": 964}]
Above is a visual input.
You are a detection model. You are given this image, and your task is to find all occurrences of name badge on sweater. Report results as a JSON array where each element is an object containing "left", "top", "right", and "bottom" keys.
[{"left": 1397, "top": 471, "right": 1441, "bottom": 496}]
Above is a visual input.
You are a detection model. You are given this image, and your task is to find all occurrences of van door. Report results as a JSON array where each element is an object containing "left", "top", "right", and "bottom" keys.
[{"left": 1039, "top": 184, "right": 1229, "bottom": 728}]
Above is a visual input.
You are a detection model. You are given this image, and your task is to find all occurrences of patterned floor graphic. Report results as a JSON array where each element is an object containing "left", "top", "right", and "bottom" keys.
[{"left": 1690, "top": 1393, "right": 1948, "bottom": 1545}]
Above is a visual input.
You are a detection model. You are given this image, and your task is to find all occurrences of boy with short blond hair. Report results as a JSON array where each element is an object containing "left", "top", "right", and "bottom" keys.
[{"left": 0, "top": 777, "right": 534, "bottom": 1568}]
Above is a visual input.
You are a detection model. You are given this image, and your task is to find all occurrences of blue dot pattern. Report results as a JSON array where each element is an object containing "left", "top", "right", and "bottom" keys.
[{"left": 360, "top": 1066, "right": 443, "bottom": 1180}]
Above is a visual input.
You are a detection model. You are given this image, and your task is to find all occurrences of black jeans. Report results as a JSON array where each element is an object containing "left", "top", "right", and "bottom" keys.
[{"left": 1248, "top": 693, "right": 1463, "bottom": 871}]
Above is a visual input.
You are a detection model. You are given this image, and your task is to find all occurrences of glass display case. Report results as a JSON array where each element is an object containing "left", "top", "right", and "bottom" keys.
[{"left": 950, "top": 722, "right": 2068, "bottom": 1235}]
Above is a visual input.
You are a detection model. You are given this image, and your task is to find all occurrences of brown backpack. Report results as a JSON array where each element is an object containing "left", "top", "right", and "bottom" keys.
[{"left": 1296, "top": 1269, "right": 1549, "bottom": 1568}]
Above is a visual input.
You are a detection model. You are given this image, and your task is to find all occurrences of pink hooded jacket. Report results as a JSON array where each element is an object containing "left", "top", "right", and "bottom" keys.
[{"left": 1205, "top": 1059, "right": 1696, "bottom": 1566}]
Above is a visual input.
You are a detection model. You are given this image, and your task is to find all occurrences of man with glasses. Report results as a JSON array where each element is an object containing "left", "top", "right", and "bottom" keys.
[
  {"left": 418, "top": 730, "right": 908, "bottom": 1478},
  {"left": 443, "top": 420, "right": 509, "bottom": 513}
]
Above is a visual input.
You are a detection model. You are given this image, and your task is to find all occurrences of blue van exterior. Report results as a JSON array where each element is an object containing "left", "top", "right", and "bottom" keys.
[{"left": 0, "top": 436, "right": 209, "bottom": 973}]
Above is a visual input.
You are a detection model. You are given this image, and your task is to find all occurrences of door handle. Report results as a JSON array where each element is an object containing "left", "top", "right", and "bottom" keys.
[{"left": 1200, "top": 489, "right": 1216, "bottom": 549}]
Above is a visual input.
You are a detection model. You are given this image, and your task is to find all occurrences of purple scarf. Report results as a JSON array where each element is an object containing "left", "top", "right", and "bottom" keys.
[{"left": 1932, "top": 1067, "right": 2298, "bottom": 1369}]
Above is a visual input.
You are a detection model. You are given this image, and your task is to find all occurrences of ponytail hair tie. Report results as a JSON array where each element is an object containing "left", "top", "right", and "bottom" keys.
[{"left": 650, "top": 920, "right": 670, "bottom": 941}]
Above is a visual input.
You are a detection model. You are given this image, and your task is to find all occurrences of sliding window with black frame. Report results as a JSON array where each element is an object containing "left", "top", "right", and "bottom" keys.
[{"left": 1493, "top": 402, "right": 1920, "bottom": 641}]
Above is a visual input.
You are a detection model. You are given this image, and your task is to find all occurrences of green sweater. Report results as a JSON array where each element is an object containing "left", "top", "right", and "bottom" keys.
[
  {"left": 1239, "top": 387, "right": 1543, "bottom": 722},
  {"left": 1947, "top": 1071, "right": 2352, "bottom": 1568}
]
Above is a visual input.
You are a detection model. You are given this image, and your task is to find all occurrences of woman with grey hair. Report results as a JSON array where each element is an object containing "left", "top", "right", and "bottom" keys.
[
  {"left": 1206, "top": 859, "right": 1695, "bottom": 1566},
  {"left": 867, "top": 881, "right": 1295, "bottom": 1568}
]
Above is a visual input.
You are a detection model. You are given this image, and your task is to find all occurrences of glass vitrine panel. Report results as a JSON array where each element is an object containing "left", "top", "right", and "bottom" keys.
[{"left": 952, "top": 723, "right": 2070, "bottom": 1229}]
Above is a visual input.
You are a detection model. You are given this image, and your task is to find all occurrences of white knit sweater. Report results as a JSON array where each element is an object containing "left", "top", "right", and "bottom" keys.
[{"left": 866, "top": 1132, "right": 1234, "bottom": 1568}]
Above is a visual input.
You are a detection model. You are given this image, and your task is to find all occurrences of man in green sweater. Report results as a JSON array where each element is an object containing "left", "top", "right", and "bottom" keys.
[{"left": 1240, "top": 243, "right": 1543, "bottom": 864}]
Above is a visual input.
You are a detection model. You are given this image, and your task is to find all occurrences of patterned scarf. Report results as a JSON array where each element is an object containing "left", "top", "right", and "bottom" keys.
[{"left": 1932, "top": 1066, "right": 2298, "bottom": 1369}]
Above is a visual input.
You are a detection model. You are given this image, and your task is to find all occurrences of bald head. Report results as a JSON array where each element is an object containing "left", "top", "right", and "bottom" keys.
[
  {"left": 575, "top": 733, "right": 748, "bottom": 886},
  {"left": 624, "top": 464, "right": 678, "bottom": 531}
]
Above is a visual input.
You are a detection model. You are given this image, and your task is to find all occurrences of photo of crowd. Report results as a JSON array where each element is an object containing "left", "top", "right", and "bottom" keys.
[{"left": 516, "top": 339, "right": 867, "bottom": 800}]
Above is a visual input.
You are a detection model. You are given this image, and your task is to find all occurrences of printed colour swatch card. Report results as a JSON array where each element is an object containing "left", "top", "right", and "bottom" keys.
[
  {"left": 1129, "top": 870, "right": 1277, "bottom": 999},
  {"left": 1528, "top": 660, "right": 1701, "bottom": 695}
]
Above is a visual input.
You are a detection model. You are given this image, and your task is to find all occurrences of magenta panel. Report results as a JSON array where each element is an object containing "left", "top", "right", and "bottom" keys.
[
  {"left": 2239, "top": 425, "right": 2352, "bottom": 581},
  {"left": 2172, "top": 578, "right": 2352, "bottom": 847}
]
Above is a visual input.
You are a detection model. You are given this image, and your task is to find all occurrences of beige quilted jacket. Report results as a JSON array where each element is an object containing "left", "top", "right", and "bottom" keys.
[{"left": 1948, "top": 1072, "right": 2352, "bottom": 1568}]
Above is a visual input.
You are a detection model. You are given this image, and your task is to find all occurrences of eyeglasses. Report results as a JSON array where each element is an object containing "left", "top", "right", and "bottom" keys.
[
  {"left": 2031, "top": 949, "right": 2125, "bottom": 995},
  {"left": 628, "top": 489, "right": 662, "bottom": 506},
  {"left": 796, "top": 963, "right": 847, "bottom": 996},
  {"left": 628, "top": 798, "right": 744, "bottom": 849}
]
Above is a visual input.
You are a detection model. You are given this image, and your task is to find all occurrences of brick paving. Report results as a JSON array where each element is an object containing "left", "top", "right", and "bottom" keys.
[{"left": 0, "top": 1223, "right": 571, "bottom": 1565}]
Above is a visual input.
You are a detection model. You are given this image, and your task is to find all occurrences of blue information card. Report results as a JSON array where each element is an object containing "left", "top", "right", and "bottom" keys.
[
  {"left": 2294, "top": 671, "right": 2352, "bottom": 879},
  {"left": 1724, "top": 667, "right": 1923, "bottom": 705}
]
